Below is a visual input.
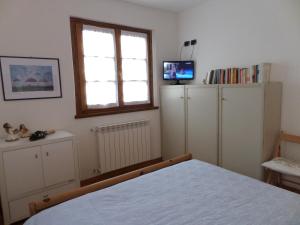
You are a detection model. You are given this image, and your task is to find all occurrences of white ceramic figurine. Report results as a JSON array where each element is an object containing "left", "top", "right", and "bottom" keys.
[
  {"left": 19, "top": 124, "right": 31, "bottom": 138},
  {"left": 3, "top": 123, "right": 19, "bottom": 142}
]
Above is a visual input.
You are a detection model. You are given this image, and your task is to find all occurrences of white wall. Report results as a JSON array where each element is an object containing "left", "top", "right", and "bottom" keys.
[
  {"left": 0, "top": 0, "right": 178, "bottom": 179},
  {"left": 178, "top": 0, "right": 300, "bottom": 160}
]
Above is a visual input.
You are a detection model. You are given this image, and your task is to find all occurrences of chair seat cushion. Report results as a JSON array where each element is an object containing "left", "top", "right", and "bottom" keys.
[{"left": 262, "top": 157, "right": 300, "bottom": 177}]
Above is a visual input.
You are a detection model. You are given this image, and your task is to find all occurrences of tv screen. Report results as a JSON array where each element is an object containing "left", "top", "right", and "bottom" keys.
[{"left": 163, "top": 61, "right": 194, "bottom": 80}]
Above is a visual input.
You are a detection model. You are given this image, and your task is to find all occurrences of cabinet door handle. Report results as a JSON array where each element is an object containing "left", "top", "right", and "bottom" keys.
[
  {"left": 222, "top": 97, "right": 227, "bottom": 101},
  {"left": 180, "top": 96, "right": 184, "bottom": 99},
  {"left": 46, "top": 152, "right": 49, "bottom": 156},
  {"left": 35, "top": 154, "right": 38, "bottom": 159}
]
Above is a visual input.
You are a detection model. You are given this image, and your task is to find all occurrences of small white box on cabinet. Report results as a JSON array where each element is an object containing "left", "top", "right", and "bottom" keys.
[{"left": 0, "top": 131, "right": 80, "bottom": 225}]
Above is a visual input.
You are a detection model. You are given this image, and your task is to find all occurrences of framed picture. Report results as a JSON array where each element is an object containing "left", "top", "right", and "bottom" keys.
[{"left": 0, "top": 56, "right": 62, "bottom": 100}]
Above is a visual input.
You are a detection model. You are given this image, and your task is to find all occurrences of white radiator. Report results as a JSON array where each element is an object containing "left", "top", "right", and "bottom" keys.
[{"left": 95, "top": 120, "right": 151, "bottom": 174}]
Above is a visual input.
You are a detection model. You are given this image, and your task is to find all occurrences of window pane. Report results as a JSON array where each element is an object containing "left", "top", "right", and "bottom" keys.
[
  {"left": 83, "top": 26, "right": 115, "bottom": 58},
  {"left": 86, "top": 82, "right": 118, "bottom": 107},
  {"left": 122, "top": 59, "right": 147, "bottom": 81},
  {"left": 121, "top": 31, "right": 147, "bottom": 59},
  {"left": 84, "top": 57, "right": 116, "bottom": 82},
  {"left": 123, "top": 81, "right": 149, "bottom": 103}
]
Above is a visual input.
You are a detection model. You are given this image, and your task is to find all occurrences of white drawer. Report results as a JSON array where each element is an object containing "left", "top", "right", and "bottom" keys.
[
  {"left": 9, "top": 192, "right": 42, "bottom": 223},
  {"left": 45, "top": 181, "right": 77, "bottom": 199},
  {"left": 9, "top": 182, "right": 78, "bottom": 223}
]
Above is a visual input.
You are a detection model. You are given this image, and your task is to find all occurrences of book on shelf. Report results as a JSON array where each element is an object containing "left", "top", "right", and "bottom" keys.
[{"left": 205, "top": 63, "right": 271, "bottom": 85}]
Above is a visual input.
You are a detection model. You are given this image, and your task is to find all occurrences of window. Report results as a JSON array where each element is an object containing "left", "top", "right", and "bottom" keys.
[{"left": 70, "top": 18, "right": 156, "bottom": 118}]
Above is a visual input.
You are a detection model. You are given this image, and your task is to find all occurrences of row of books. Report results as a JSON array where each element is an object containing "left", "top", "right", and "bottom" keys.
[{"left": 205, "top": 63, "right": 271, "bottom": 85}]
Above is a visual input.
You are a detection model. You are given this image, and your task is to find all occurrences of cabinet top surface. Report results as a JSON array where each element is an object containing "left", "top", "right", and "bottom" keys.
[
  {"left": 0, "top": 130, "right": 74, "bottom": 150},
  {"left": 160, "top": 82, "right": 282, "bottom": 88}
]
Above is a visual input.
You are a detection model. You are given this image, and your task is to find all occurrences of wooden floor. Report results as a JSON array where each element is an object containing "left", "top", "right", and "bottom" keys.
[
  {"left": 0, "top": 217, "right": 24, "bottom": 225},
  {"left": 280, "top": 184, "right": 300, "bottom": 194},
  {"left": 0, "top": 207, "right": 24, "bottom": 225},
  {"left": 11, "top": 221, "right": 24, "bottom": 225}
]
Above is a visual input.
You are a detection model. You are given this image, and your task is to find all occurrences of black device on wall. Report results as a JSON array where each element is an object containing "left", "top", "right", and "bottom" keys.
[{"left": 163, "top": 60, "right": 195, "bottom": 85}]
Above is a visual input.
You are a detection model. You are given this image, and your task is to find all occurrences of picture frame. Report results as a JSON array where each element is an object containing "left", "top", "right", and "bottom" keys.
[{"left": 0, "top": 56, "right": 62, "bottom": 101}]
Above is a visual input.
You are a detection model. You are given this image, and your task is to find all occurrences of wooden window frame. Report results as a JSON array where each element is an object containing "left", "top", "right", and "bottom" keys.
[{"left": 70, "top": 17, "right": 157, "bottom": 118}]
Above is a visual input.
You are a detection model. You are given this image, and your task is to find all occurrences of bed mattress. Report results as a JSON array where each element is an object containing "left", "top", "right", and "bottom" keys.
[{"left": 25, "top": 159, "right": 300, "bottom": 225}]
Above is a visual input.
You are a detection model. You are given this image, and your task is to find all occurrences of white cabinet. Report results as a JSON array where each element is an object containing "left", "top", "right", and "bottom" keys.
[
  {"left": 160, "top": 86, "right": 186, "bottom": 159},
  {"left": 42, "top": 141, "right": 75, "bottom": 187},
  {"left": 160, "top": 83, "right": 282, "bottom": 179},
  {"left": 160, "top": 85, "right": 219, "bottom": 164},
  {"left": 4, "top": 147, "right": 44, "bottom": 200},
  {"left": 186, "top": 85, "right": 219, "bottom": 165},
  {"left": 219, "top": 84, "right": 282, "bottom": 179},
  {"left": 220, "top": 86, "right": 264, "bottom": 179},
  {"left": 0, "top": 131, "right": 80, "bottom": 225}
]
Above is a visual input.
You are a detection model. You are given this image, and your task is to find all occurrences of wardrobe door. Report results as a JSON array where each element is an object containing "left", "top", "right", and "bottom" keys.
[
  {"left": 186, "top": 86, "right": 218, "bottom": 165},
  {"left": 220, "top": 86, "right": 264, "bottom": 179},
  {"left": 160, "top": 86, "right": 185, "bottom": 159}
]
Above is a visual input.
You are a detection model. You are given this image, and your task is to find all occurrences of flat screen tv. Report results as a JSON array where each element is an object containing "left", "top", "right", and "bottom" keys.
[{"left": 163, "top": 61, "right": 194, "bottom": 84}]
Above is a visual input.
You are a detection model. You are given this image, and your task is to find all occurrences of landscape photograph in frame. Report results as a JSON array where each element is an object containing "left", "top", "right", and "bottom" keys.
[{"left": 0, "top": 56, "right": 62, "bottom": 100}]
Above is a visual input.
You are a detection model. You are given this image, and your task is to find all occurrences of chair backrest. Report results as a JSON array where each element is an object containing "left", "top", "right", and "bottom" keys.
[{"left": 274, "top": 131, "right": 300, "bottom": 157}]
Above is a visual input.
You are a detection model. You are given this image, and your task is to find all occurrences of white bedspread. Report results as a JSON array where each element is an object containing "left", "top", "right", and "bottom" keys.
[{"left": 25, "top": 160, "right": 300, "bottom": 225}]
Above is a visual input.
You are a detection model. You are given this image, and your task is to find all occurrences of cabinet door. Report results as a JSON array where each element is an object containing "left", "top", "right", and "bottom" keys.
[
  {"left": 3, "top": 147, "right": 44, "bottom": 200},
  {"left": 160, "top": 86, "right": 186, "bottom": 159},
  {"left": 42, "top": 141, "right": 75, "bottom": 187},
  {"left": 186, "top": 86, "right": 218, "bottom": 164},
  {"left": 220, "top": 86, "right": 263, "bottom": 179}
]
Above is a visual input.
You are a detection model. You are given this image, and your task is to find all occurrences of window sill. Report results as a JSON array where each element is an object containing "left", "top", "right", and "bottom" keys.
[{"left": 75, "top": 105, "right": 159, "bottom": 119}]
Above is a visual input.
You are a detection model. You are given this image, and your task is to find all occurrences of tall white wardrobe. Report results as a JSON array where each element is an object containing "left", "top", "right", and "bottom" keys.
[{"left": 160, "top": 83, "right": 282, "bottom": 180}]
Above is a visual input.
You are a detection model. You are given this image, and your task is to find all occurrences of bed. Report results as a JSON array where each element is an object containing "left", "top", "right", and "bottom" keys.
[{"left": 25, "top": 154, "right": 300, "bottom": 225}]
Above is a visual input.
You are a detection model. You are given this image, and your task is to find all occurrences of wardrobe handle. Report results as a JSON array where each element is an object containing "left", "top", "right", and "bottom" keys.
[
  {"left": 35, "top": 154, "right": 38, "bottom": 159},
  {"left": 180, "top": 96, "right": 184, "bottom": 99},
  {"left": 222, "top": 97, "right": 227, "bottom": 101},
  {"left": 46, "top": 152, "right": 49, "bottom": 156}
]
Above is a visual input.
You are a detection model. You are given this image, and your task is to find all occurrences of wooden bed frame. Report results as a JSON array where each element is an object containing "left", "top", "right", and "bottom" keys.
[{"left": 29, "top": 153, "right": 192, "bottom": 216}]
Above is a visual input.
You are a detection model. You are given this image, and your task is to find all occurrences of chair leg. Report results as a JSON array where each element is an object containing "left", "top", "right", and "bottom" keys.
[
  {"left": 276, "top": 173, "right": 282, "bottom": 187},
  {"left": 266, "top": 170, "right": 273, "bottom": 184},
  {"left": 273, "top": 172, "right": 278, "bottom": 186},
  {"left": 267, "top": 171, "right": 281, "bottom": 187}
]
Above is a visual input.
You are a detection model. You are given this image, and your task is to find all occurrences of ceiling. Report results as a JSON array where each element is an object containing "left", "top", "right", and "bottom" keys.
[{"left": 120, "top": 0, "right": 205, "bottom": 12}]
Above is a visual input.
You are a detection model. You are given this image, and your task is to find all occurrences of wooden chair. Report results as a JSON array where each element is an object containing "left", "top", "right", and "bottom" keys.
[{"left": 262, "top": 131, "right": 300, "bottom": 186}]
